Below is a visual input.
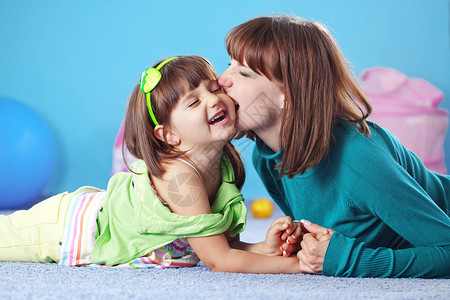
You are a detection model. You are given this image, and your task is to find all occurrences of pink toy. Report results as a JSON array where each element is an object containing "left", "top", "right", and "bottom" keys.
[
  {"left": 360, "top": 67, "right": 448, "bottom": 174},
  {"left": 112, "top": 122, "right": 137, "bottom": 174}
]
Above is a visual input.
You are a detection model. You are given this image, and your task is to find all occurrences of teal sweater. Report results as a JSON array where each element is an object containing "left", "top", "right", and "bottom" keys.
[{"left": 253, "top": 120, "right": 450, "bottom": 278}]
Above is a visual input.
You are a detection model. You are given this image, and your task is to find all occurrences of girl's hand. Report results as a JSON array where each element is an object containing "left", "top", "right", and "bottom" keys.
[
  {"left": 264, "top": 216, "right": 302, "bottom": 256},
  {"left": 296, "top": 220, "right": 334, "bottom": 274}
]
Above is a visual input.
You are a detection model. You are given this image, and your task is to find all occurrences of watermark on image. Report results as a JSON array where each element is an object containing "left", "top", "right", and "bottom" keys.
[
  {"left": 241, "top": 92, "right": 283, "bottom": 133},
  {"left": 167, "top": 172, "right": 203, "bottom": 207}
]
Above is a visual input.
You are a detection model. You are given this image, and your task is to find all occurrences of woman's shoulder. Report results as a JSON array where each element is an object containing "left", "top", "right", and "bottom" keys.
[
  {"left": 329, "top": 119, "right": 403, "bottom": 171},
  {"left": 333, "top": 119, "right": 396, "bottom": 150}
]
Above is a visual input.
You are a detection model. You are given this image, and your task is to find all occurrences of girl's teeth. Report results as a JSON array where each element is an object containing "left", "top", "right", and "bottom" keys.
[{"left": 209, "top": 112, "right": 226, "bottom": 124}]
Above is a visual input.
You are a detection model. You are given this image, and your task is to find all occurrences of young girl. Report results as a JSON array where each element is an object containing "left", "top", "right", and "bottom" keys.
[
  {"left": 0, "top": 55, "right": 301, "bottom": 273},
  {"left": 218, "top": 16, "right": 450, "bottom": 278}
]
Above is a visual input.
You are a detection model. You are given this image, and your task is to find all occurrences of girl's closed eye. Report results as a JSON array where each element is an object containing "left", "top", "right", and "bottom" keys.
[
  {"left": 188, "top": 99, "right": 199, "bottom": 108},
  {"left": 209, "top": 80, "right": 224, "bottom": 93},
  {"left": 212, "top": 86, "right": 224, "bottom": 94}
]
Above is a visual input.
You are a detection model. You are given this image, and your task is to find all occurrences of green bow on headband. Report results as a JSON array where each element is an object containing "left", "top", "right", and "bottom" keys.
[{"left": 140, "top": 57, "right": 178, "bottom": 126}]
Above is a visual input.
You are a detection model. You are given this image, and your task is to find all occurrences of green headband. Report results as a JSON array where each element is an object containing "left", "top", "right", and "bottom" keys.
[{"left": 140, "top": 57, "right": 178, "bottom": 126}]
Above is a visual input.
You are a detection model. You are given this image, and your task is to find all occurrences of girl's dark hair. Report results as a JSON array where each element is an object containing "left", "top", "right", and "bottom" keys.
[
  {"left": 226, "top": 16, "right": 372, "bottom": 178},
  {"left": 123, "top": 55, "right": 245, "bottom": 189}
]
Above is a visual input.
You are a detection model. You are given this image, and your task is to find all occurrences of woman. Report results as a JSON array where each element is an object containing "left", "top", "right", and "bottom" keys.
[{"left": 218, "top": 15, "right": 450, "bottom": 278}]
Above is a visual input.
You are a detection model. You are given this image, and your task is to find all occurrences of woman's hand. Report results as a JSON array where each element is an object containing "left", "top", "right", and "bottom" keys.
[{"left": 297, "top": 220, "right": 334, "bottom": 274}]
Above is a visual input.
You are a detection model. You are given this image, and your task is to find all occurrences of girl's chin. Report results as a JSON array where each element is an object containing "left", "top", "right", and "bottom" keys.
[
  {"left": 224, "top": 128, "right": 238, "bottom": 141},
  {"left": 236, "top": 121, "right": 251, "bottom": 132},
  {"left": 236, "top": 118, "right": 266, "bottom": 133}
]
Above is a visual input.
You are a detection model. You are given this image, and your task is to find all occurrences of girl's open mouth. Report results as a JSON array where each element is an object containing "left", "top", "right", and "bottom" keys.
[{"left": 208, "top": 111, "right": 228, "bottom": 125}]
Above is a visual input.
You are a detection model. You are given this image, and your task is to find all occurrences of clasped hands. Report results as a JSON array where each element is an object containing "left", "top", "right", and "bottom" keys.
[{"left": 264, "top": 216, "right": 334, "bottom": 274}]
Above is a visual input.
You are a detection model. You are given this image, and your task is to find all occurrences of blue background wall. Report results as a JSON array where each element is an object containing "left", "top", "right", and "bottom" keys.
[{"left": 1, "top": 0, "right": 449, "bottom": 202}]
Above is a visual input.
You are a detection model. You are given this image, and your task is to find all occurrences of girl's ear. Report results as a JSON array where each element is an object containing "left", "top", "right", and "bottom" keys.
[{"left": 154, "top": 125, "right": 180, "bottom": 146}]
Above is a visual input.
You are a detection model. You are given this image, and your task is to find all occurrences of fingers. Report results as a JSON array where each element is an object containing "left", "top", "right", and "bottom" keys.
[
  {"left": 298, "top": 250, "right": 320, "bottom": 274},
  {"left": 281, "top": 220, "right": 303, "bottom": 243},
  {"left": 270, "top": 221, "right": 288, "bottom": 235},
  {"left": 272, "top": 216, "right": 293, "bottom": 224},
  {"left": 299, "top": 258, "right": 316, "bottom": 274},
  {"left": 280, "top": 241, "right": 300, "bottom": 257},
  {"left": 297, "top": 233, "right": 328, "bottom": 274},
  {"left": 286, "top": 220, "right": 303, "bottom": 242},
  {"left": 271, "top": 216, "right": 292, "bottom": 229},
  {"left": 316, "top": 230, "right": 332, "bottom": 241},
  {"left": 281, "top": 222, "right": 303, "bottom": 256},
  {"left": 267, "top": 218, "right": 334, "bottom": 260},
  {"left": 264, "top": 216, "right": 295, "bottom": 256},
  {"left": 284, "top": 219, "right": 305, "bottom": 254},
  {"left": 267, "top": 217, "right": 290, "bottom": 235},
  {"left": 300, "top": 219, "right": 334, "bottom": 240},
  {"left": 300, "top": 219, "right": 325, "bottom": 233},
  {"left": 298, "top": 236, "right": 317, "bottom": 273},
  {"left": 270, "top": 216, "right": 298, "bottom": 242}
]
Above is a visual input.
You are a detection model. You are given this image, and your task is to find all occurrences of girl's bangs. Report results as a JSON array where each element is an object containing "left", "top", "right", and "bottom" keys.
[{"left": 151, "top": 56, "right": 218, "bottom": 123}]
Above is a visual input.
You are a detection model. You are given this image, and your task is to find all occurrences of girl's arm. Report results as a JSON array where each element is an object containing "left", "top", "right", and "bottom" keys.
[
  {"left": 157, "top": 162, "right": 300, "bottom": 274},
  {"left": 187, "top": 233, "right": 299, "bottom": 273}
]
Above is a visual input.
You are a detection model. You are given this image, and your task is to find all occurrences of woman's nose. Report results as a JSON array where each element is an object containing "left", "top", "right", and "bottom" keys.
[{"left": 218, "top": 71, "right": 232, "bottom": 88}]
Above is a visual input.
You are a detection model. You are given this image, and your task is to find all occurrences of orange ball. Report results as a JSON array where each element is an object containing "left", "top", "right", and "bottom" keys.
[{"left": 250, "top": 198, "right": 274, "bottom": 218}]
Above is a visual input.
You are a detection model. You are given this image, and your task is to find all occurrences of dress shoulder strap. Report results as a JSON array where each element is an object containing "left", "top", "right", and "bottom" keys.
[{"left": 175, "top": 158, "right": 204, "bottom": 180}]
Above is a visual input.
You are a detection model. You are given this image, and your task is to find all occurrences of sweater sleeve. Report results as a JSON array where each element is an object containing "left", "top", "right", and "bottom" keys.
[
  {"left": 324, "top": 127, "right": 450, "bottom": 278},
  {"left": 324, "top": 232, "right": 450, "bottom": 278}
]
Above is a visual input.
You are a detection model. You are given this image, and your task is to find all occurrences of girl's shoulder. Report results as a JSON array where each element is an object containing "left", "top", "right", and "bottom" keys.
[
  {"left": 152, "top": 158, "right": 203, "bottom": 189},
  {"left": 150, "top": 158, "right": 206, "bottom": 212}
]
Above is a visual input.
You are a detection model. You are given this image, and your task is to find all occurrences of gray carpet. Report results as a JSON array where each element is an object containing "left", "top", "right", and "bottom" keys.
[
  {"left": 1, "top": 206, "right": 450, "bottom": 299},
  {"left": 1, "top": 261, "right": 449, "bottom": 299}
]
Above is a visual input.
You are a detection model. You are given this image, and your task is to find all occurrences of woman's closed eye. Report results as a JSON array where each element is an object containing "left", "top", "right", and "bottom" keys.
[
  {"left": 226, "top": 62, "right": 249, "bottom": 77},
  {"left": 239, "top": 71, "right": 250, "bottom": 77}
]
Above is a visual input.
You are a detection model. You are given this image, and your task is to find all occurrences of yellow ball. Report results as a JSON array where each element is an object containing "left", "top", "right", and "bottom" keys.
[{"left": 250, "top": 198, "right": 274, "bottom": 218}]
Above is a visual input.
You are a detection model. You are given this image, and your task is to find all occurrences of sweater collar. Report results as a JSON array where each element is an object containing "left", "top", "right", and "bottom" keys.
[
  {"left": 255, "top": 136, "right": 318, "bottom": 177},
  {"left": 255, "top": 136, "right": 283, "bottom": 163}
]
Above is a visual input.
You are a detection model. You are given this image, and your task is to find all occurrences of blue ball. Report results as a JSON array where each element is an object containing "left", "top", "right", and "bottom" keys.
[{"left": 0, "top": 97, "right": 56, "bottom": 209}]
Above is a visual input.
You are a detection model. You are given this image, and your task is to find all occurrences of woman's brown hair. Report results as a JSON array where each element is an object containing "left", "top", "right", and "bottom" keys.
[
  {"left": 226, "top": 16, "right": 372, "bottom": 178},
  {"left": 123, "top": 55, "right": 245, "bottom": 189}
]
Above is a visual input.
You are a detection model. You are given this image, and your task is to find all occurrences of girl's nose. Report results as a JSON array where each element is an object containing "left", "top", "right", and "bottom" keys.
[
  {"left": 218, "top": 71, "right": 232, "bottom": 89},
  {"left": 208, "top": 93, "right": 220, "bottom": 108}
]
